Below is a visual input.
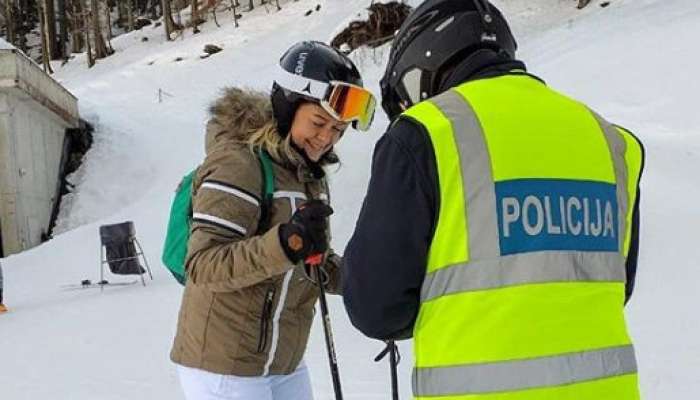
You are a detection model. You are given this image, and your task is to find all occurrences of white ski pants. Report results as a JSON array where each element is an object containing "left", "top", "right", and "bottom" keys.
[{"left": 177, "top": 362, "right": 314, "bottom": 400}]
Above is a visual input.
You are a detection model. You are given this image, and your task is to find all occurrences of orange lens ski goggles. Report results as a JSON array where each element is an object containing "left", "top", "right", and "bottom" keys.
[{"left": 322, "top": 81, "right": 376, "bottom": 132}]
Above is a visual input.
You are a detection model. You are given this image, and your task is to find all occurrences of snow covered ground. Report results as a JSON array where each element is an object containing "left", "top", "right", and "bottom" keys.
[{"left": 1, "top": 0, "right": 698, "bottom": 398}]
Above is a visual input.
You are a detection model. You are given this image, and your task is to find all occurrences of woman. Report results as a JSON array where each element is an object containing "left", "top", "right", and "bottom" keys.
[{"left": 171, "top": 41, "right": 375, "bottom": 400}]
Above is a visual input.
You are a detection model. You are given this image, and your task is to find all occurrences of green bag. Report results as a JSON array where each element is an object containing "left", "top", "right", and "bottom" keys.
[{"left": 162, "top": 150, "right": 275, "bottom": 285}]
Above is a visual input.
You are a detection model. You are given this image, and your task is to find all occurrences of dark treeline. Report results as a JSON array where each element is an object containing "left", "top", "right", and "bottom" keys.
[
  {"left": 0, "top": 0, "right": 280, "bottom": 70},
  {"left": 1, "top": 1, "right": 598, "bottom": 72}
]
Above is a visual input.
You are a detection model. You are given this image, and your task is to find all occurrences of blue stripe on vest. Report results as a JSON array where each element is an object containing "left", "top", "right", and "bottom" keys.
[{"left": 495, "top": 179, "right": 618, "bottom": 255}]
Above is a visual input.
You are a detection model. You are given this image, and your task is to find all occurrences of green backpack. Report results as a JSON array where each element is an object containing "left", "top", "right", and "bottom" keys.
[{"left": 162, "top": 150, "right": 275, "bottom": 285}]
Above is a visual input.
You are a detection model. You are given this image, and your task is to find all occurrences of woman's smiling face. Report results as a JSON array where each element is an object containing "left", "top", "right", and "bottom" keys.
[{"left": 289, "top": 102, "right": 348, "bottom": 161}]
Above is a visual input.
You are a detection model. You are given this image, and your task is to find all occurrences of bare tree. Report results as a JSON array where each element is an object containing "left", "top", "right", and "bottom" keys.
[
  {"left": 147, "top": 0, "right": 157, "bottom": 19},
  {"left": 38, "top": 0, "right": 54, "bottom": 72},
  {"left": 89, "top": 0, "right": 109, "bottom": 58},
  {"left": 115, "top": 0, "right": 125, "bottom": 28},
  {"left": 230, "top": 0, "right": 238, "bottom": 27},
  {"left": 161, "top": 0, "right": 178, "bottom": 40},
  {"left": 3, "top": 0, "right": 17, "bottom": 45},
  {"left": 83, "top": 0, "right": 94, "bottom": 66},
  {"left": 103, "top": 0, "right": 113, "bottom": 53},
  {"left": 43, "top": 0, "right": 60, "bottom": 59},
  {"left": 71, "top": 0, "right": 85, "bottom": 53},
  {"left": 57, "top": 0, "right": 69, "bottom": 59},
  {"left": 13, "top": 0, "right": 36, "bottom": 52},
  {"left": 190, "top": 0, "right": 199, "bottom": 33},
  {"left": 135, "top": 0, "right": 147, "bottom": 13},
  {"left": 127, "top": 0, "right": 135, "bottom": 31}
]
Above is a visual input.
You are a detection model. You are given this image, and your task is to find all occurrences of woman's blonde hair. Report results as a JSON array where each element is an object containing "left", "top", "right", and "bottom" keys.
[
  {"left": 244, "top": 121, "right": 297, "bottom": 164},
  {"left": 244, "top": 120, "right": 340, "bottom": 167}
]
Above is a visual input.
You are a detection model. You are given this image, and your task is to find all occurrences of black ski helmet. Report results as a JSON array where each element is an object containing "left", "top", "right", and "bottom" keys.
[
  {"left": 380, "top": 0, "right": 517, "bottom": 120},
  {"left": 271, "top": 41, "right": 364, "bottom": 136}
]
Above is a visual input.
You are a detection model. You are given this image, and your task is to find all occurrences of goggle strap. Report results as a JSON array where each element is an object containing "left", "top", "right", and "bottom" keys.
[{"left": 273, "top": 67, "right": 329, "bottom": 100}]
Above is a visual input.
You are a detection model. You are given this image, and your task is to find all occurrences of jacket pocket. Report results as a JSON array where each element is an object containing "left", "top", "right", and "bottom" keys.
[{"left": 256, "top": 285, "right": 276, "bottom": 354}]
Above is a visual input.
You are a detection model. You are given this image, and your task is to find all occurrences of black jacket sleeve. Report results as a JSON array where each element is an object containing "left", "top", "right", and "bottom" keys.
[
  {"left": 343, "top": 118, "right": 438, "bottom": 341},
  {"left": 624, "top": 189, "right": 640, "bottom": 304},
  {"left": 622, "top": 126, "right": 645, "bottom": 304}
]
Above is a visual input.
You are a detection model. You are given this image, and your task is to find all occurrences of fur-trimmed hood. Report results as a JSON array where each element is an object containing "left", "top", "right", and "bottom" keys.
[{"left": 205, "top": 87, "right": 272, "bottom": 154}]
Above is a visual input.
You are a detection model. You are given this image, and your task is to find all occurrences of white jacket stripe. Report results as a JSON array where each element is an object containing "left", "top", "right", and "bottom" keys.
[
  {"left": 192, "top": 213, "right": 247, "bottom": 236},
  {"left": 201, "top": 182, "right": 260, "bottom": 207}
]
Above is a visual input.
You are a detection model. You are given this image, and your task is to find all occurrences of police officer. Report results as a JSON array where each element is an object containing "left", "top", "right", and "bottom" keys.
[{"left": 342, "top": 1, "right": 644, "bottom": 398}]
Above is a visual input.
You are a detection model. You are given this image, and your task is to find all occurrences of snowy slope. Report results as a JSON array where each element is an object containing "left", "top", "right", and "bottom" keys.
[{"left": 1, "top": 0, "right": 698, "bottom": 398}]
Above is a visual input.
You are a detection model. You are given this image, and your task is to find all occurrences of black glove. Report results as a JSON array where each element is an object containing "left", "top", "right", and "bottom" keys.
[{"left": 279, "top": 200, "right": 333, "bottom": 263}]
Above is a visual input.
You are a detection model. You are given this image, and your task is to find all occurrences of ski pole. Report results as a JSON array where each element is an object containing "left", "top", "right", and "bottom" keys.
[
  {"left": 389, "top": 341, "right": 399, "bottom": 400},
  {"left": 375, "top": 340, "right": 401, "bottom": 400},
  {"left": 306, "top": 253, "right": 343, "bottom": 400}
]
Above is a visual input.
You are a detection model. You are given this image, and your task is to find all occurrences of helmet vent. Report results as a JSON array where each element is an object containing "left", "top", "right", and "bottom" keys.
[{"left": 434, "top": 16, "right": 455, "bottom": 33}]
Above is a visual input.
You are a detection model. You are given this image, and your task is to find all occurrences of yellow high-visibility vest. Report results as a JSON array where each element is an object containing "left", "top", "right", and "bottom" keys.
[{"left": 403, "top": 74, "right": 643, "bottom": 400}]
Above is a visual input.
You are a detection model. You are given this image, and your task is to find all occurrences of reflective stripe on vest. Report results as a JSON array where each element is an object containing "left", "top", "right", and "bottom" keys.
[
  {"left": 413, "top": 344, "right": 637, "bottom": 397},
  {"left": 403, "top": 75, "right": 642, "bottom": 399}
]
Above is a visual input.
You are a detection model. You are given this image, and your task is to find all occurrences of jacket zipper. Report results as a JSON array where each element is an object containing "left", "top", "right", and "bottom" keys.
[
  {"left": 257, "top": 286, "right": 276, "bottom": 353},
  {"left": 260, "top": 193, "right": 305, "bottom": 374}
]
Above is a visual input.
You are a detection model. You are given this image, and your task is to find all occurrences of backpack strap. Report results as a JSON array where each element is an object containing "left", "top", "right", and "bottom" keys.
[{"left": 256, "top": 149, "right": 275, "bottom": 234}]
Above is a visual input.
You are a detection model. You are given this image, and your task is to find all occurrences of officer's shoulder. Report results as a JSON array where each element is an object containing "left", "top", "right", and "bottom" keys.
[{"left": 385, "top": 116, "right": 431, "bottom": 153}]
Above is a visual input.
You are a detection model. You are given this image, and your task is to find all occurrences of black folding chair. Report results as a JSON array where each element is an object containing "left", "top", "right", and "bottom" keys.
[{"left": 99, "top": 221, "right": 153, "bottom": 288}]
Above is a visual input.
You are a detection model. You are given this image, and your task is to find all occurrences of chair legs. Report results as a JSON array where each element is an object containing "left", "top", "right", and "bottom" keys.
[
  {"left": 99, "top": 237, "right": 153, "bottom": 289},
  {"left": 100, "top": 245, "right": 105, "bottom": 292},
  {"left": 134, "top": 238, "right": 154, "bottom": 281}
]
